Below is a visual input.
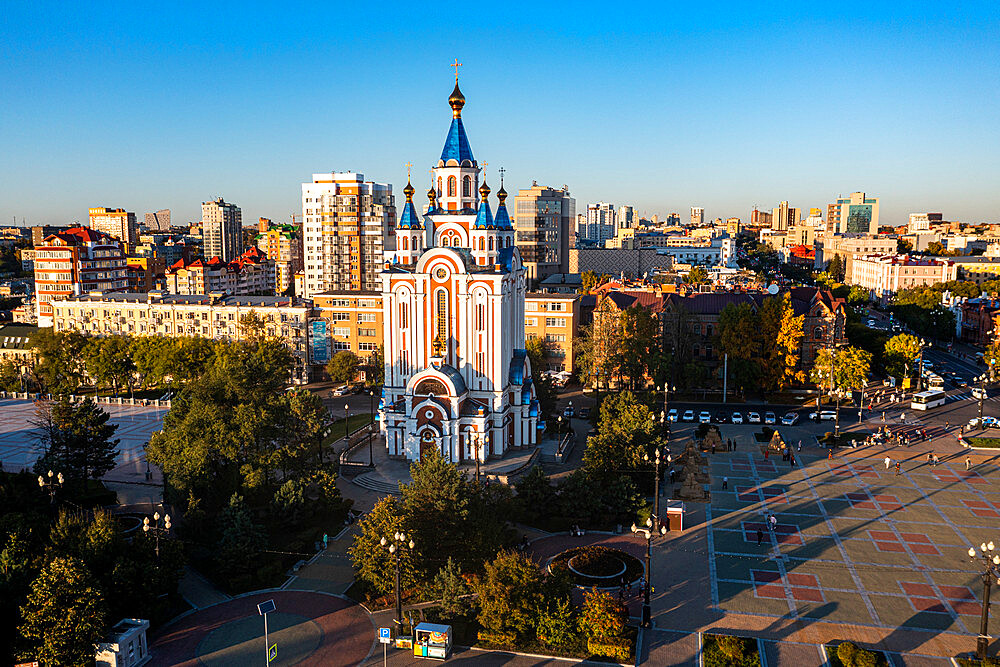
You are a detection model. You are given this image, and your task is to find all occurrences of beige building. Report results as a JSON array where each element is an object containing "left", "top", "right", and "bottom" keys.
[
  {"left": 525, "top": 293, "right": 579, "bottom": 373},
  {"left": 51, "top": 292, "right": 311, "bottom": 383},
  {"left": 202, "top": 198, "right": 243, "bottom": 262},
  {"left": 301, "top": 172, "right": 395, "bottom": 296},
  {"left": 827, "top": 192, "right": 880, "bottom": 235},
  {"left": 513, "top": 184, "right": 575, "bottom": 285},
  {"left": 848, "top": 254, "right": 958, "bottom": 300},
  {"left": 951, "top": 257, "right": 1000, "bottom": 285},
  {"left": 89, "top": 207, "right": 138, "bottom": 250},
  {"left": 770, "top": 201, "right": 799, "bottom": 232},
  {"left": 165, "top": 246, "right": 274, "bottom": 295},
  {"left": 255, "top": 223, "right": 303, "bottom": 294},
  {"left": 310, "top": 291, "right": 384, "bottom": 378}
]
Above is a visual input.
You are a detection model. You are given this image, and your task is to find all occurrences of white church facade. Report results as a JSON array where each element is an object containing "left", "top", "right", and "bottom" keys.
[{"left": 378, "top": 78, "right": 539, "bottom": 462}]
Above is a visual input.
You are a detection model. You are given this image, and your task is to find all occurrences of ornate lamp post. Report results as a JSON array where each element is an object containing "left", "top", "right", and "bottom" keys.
[
  {"left": 381, "top": 531, "right": 415, "bottom": 627},
  {"left": 967, "top": 541, "right": 1000, "bottom": 659},
  {"left": 37, "top": 470, "right": 63, "bottom": 505},
  {"left": 344, "top": 403, "right": 350, "bottom": 447},
  {"left": 143, "top": 511, "right": 172, "bottom": 560},
  {"left": 631, "top": 516, "right": 667, "bottom": 628},
  {"left": 368, "top": 389, "right": 376, "bottom": 467},
  {"left": 977, "top": 360, "right": 996, "bottom": 426},
  {"left": 916, "top": 338, "right": 927, "bottom": 393}
]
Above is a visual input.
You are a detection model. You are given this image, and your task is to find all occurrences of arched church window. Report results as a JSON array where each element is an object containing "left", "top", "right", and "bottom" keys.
[
  {"left": 479, "top": 238, "right": 485, "bottom": 251},
  {"left": 463, "top": 175, "right": 472, "bottom": 197},
  {"left": 441, "top": 236, "right": 449, "bottom": 247},
  {"left": 447, "top": 176, "right": 457, "bottom": 197},
  {"left": 488, "top": 237, "right": 494, "bottom": 251},
  {"left": 399, "top": 302, "right": 409, "bottom": 329},
  {"left": 437, "top": 177, "right": 443, "bottom": 196},
  {"left": 401, "top": 237, "right": 408, "bottom": 250},
  {"left": 435, "top": 289, "right": 449, "bottom": 342}
]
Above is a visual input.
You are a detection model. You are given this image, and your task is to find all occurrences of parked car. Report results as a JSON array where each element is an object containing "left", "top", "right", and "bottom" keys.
[
  {"left": 764, "top": 411, "right": 776, "bottom": 425},
  {"left": 563, "top": 406, "right": 575, "bottom": 418},
  {"left": 731, "top": 412, "right": 744, "bottom": 424},
  {"left": 781, "top": 412, "right": 800, "bottom": 426},
  {"left": 866, "top": 319, "right": 876, "bottom": 327},
  {"left": 808, "top": 410, "right": 837, "bottom": 421},
  {"left": 682, "top": 410, "right": 695, "bottom": 422},
  {"left": 332, "top": 385, "right": 351, "bottom": 396},
  {"left": 714, "top": 411, "right": 728, "bottom": 423},
  {"left": 747, "top": 412, "right": 761, "bottom": 424},
  {"left": 972, "top": 387, "right": 989, "bottom": 400},
  {"left": 578, "top": 407, "right": 591, "bottom": 419},
  {"left": 667, "top": 408, "right": 678, "bottom": 422},
  {"left": 698, "top": 411, "right": 712, "bottom": 424}
]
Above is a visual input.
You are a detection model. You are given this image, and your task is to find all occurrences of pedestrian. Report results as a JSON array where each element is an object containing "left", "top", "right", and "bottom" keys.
[
  {"left": 764, "top": 449, "right": 769, "bottom": 460},
  {"left": 797, "top": 440, "right": 802, "bottom": 452},
  {"left": 757, "top": 528, "right": 764, "bottom": 546},
  {"left": 895, "top": 461, "right": 901, "bottom": 476},
  {"left": 669, "top": 467, "right": 676, "bottom": 483},
  {"left": 828, "top": 448, "right": 833, "bottom": 460},
  {"left": 770, "top": 514, "right": 778, "bottom": 530},
  {"left": 927, "top": 453, "right": 933, "bottom": 466},
  {"left": 722, "top": 476, "right": 728, "bottom": 490},
  {"left": 933, "top": 454, "right": 939, "bottom": 467},
  {"left": 884, "top": 456, "right": 891, "bottom": 470},
  {"left": 789, "top": 454, "right": 795, "bottom": 467},
  {"left": 323, "top": 533, "right": 329, "bottom": 549},
  {"left": 945, "top": 421, "right": 950, "bottom": 431},
  {"left": 966, "top": 457, "right": 972, "bottom": 470}
]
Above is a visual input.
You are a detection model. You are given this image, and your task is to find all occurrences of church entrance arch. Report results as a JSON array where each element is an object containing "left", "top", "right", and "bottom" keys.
[{"left": 419, "top": 429, "right": 438, "bottom": 460}]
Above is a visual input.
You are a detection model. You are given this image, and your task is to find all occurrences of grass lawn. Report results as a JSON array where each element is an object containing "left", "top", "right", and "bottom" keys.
[
  {"left": 968, "top": 437, "right": 1000, "bottom": 449},
  {"left": 322, "top": 413, "right": 375, "bottom": 447}
]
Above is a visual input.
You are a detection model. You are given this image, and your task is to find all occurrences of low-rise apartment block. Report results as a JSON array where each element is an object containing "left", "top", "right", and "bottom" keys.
[
  {"left": 256, "top": 223, "right": 303, "bottom": 294},
  {"left": 34, "top": 227, "right": 128, "bottom": 327},
  {"left": 849, "top": 254, "right": 958, "bottom": 300},
  {"left": 525, "top": 293, "right": 579, "bottom": 372},
  {"left": 165, "top": 246, "right": 274, "bottom": 296},
  {"left": 51, "top": 292, "right": 311, "bottom": 383}
]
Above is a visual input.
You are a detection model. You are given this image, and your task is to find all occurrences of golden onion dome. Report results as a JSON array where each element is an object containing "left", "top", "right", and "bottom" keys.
[
  {"left": 403, "top": 180, "right": 415, "bottom": 200},
  {"left": 449, "top": 82, "right": 466, "bottom": 117},
  {"left": 479, "top": 181, "right": 490, "bottom": 198}
]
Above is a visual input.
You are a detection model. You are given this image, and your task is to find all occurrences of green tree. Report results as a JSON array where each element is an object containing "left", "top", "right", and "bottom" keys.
[
  {"left": 618, "top": 306, "right": 660, "bottom": 390},
  {"left": 761, "top": 295, "right": 805, "bottom": 391},
  {"left": 475, "top": 550, "right": 544, "bottom": 641},
  {"left": 984, "top": 335, "right": 1000, "bottom": 380},
  {"left": 348, "top": 496, "right": 418, "bottom": 597},
  {"left": 19, "top": 556, "right": 108, "bottom": 667},
  {"left": 431, "top": 557, "right": 470, "bottom": 619},
  {"left": 536, "top": 597, "right": 576, "bottom": 647},
  {"left": 883, "top": 333, "right": 923, "bottom": 382},
  {"left": 364, "top": 345, "right": 384, "bottom": 387},
  {"left": 215, "top": 493, "right": 265, "bottom": 588},
  {"left": 33, "top": 329, "right": 89, "bottom": 394},
  {"left": 579, "top": 587, "right": 627, "bottom": 642},
  {"left": 514, "top": 465, "right": 557, "bottom": 526},
  {"left": 583, "top": 391, "right": 664, "bottom": 477},
  {"left": 84, "top": 335, "right": 136, "bottom": 395},
  {"left": 811, "top": 346, "right": 872, "bottom": 399},
  {"left": 401, "top": 449, "right": 473, "bottom": 573},
  {"left": 326, "top": 350, "right": 359, "bottom": 384},
  {"left": 897, "top": 238, "right": 913, "bottom": 253},
  {"left": 578, "top": 270, "right": 611, "bottom": 293},
  {"left": 33, "top": 396, "right": 120, "bottom": 483},
  {"left": 716, "top": 302, "right": 760, "bottom": 394},
  {"left": 0, "top": 359, "right": 22, "bottom": 391},
  {"left": 826, "top": 254, "right": 845, "bottom": 283},
  {"left": 685, "top": 265, "right": 709, "bottom": 284}
]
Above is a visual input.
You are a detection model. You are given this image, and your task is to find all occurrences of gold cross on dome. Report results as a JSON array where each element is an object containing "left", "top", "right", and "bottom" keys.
[
  {"left": 498, "top": 166, "right": 505, "bottom": 183},
  {"left": 451, "top": 59, "right": 462, "bottom": 81},
  {"left": 481, "top": 161, "right": 488, "bottom": 172},
  {"left": 405, "top": 162, "right": 412, "bottom": 180}
]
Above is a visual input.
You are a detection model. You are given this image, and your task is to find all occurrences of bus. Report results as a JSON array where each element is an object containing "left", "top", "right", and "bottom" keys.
[
  {"left": 927, "top": 375, "right": 945, "bottom": 391},
  {"left": 911, "top": 390, "right": 947, "bottom": 411}
]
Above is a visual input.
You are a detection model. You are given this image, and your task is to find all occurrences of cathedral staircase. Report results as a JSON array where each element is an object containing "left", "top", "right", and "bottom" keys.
[{"left": 351, "top": 472, "right": 402, "bottom": 497}]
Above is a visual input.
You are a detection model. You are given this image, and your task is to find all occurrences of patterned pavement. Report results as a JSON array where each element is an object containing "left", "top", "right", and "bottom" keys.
[{"left": 707, "top": 446, "right": 999, "bottom": 635}]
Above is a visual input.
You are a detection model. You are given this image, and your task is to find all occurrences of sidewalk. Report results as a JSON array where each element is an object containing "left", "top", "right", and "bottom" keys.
[
  {"left": 283, "top": 525, "right": 359, "bottom": 595},
  {"left": 177, "top": 566, "right": 230, "bottom": 609}
]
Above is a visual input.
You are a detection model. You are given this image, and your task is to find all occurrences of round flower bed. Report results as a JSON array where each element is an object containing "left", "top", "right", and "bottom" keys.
[{"left": 548, "top": 546, "right": 643, "bottom": 589}]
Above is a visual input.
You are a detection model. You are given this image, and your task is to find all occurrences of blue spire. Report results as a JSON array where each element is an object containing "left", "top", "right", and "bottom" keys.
[
  {"left": 397, "top": 180, "right": 423, "bottom": 229},
  {"left": 440, "top": 117, "right": 475, "bottom": 164},
  {"left": 474, "top": 181, "right": 494, "bottom": 229},
  {"left": 494, "top": 179, "right": 512, "bottom": 229}
]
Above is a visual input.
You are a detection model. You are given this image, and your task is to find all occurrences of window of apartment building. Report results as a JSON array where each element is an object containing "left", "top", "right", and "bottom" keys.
[
  {"left": 358, "top": 313, "right": 377, "bottom": 322},
  {"left": 329, "top": 312, "right": 350, "bottom": 321},
  {"left": 334, "top": 327, "right": 350, "bottom": 337},
  {"left": 358, "top": 328, "right": 377, "bottom": 337},
  {"left": 548, "top": 302, "right": 565, "bottom": 311},
  {"left": 525, "top": 317, "right": 538, "bottom": 326},
  {"left": 333, "top": 341, "right": 351, "bottom": 350},
  {"left": 359, "top": 342, "right": 378, "bottom": 351},
  {"left": 359, "top": 299, "right": 379, "bottom": 308},
  {"left": 525, "top": 302, "right": 538, "bottom": 311},
  {"left": 545, "top": 317, "right": 565, "bottom": 327},
  {"left": 545, "top": 334, "right": 566, "bottom": 342},
  {"left": 332, "top": 299, "right": 351, "bottom": 307}
]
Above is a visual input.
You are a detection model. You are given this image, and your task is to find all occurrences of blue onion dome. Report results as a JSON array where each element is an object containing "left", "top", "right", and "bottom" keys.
[
  {"left": 473, "top": 180, "right": 494, "bottom": 229},
  {"left": 397, "top": 179, "right": 422, "bottom": 229}
]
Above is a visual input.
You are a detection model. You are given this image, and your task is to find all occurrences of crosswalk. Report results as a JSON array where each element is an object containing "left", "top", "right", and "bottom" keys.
[{"left": 944, "top": 392, "right": 1000, "bottom": 404}]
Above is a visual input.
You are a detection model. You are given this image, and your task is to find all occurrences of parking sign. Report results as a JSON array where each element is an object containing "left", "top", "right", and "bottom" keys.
[{"left": 379, "top": 627, "right": 391, "bottom": 644}]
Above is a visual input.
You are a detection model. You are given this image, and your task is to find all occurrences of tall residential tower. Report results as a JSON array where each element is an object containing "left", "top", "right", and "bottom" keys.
[{"left": 201, "top": 198, "right": 243, "bottom": 262}]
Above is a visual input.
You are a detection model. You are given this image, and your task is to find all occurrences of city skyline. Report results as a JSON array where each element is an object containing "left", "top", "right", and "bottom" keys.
[{"left": 2, "top": 2, "right": 999, "bottom": 226}]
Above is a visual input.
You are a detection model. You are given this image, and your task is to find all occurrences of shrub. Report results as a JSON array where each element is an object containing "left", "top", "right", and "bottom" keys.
[
  {"left": 853, "top": 647, "right": 879, "bottom": 667},
  {"left": 477, "top": 630, "right": 516, "bottom": 646},
  {"left": 587, "top": 638, "right": 631, "bottom": 662},
  {"left": 579, "top": 588, "right": 627, "bottom": 643},
  {"left": 535, "top": 598, "right": 575, "bottom": 647},
  {"left": 718, "top": 635, "right": 747, "bottom": 662},
  {"left": 837, "top": 641, "right": 859, "bottom": 666}
]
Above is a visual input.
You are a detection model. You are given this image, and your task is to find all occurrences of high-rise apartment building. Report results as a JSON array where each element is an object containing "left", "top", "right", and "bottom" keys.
[
  {"left": 617, "top": 205, "right": 636, "bottom": 231},
  {"left": 144, "top": 209, "right": 171, "bottom": 232},
  {"left": 256, "top": 223, "right": 303, "bottom": 294},
  {"left": 202, "top": 198, "right": 243, "bottom": 262},
  {"left": 690, "top": 207, "right": 705, "bottom": 225},
  {"left": 34, "top": 227, "right": 127, "bottom": 326},
  {"left": 302, "top": 172, "right": 395, "bottom": 296},
  {"left": 827, "top": 192, "right": 879, "bottom": 234},
  {"left": 513, "top": 184, "right": 576, "bottom": 284},
  {"left": 665, "top": 213, "right": 681, "bottom": 226},
  {"left": 750, "top": 208, "right": 773, "bottom": 228},
  {"left": 584, "top": 203, "right": 616, "bottom": 245},
  {"left": 770, "top": 201, "right": 799, "bottom": 232},
  {"left": 89, "top": 207, "right": 138, "bottom": 250}
]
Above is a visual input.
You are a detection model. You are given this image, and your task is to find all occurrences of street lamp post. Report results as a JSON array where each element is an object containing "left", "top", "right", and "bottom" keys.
[
  {"left": 967, "top": 541, "right": 1000, "bottom": 659},
  {"left": 916, "top": 338, "right": 926, "bottom": 393},
  {"left": 368, "top": 389, "right": 375, "bottom": 467},
  {"left": 381, "top": 531, "right": 415, "bottom": 627},
  {"left": 37, "top": 470, "right": 63, "bottom": 505},
  {"left": 344, "top": 403, "right": 350, "bottom": 448},
  {"left": 631, "top": 516, "right": 667, "bottom": 627},
  {"left": 142, "top": 511, "right": 172, "bottom": 560},
  {"left": 978, "top": 360, "right": 996, "bottom": 426},
  {"left": 644, "top": 446, "right": 664, "bottom": 522}
]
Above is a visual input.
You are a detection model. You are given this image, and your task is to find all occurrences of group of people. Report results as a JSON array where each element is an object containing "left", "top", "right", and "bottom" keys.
[
  {"left": 755, "top": 513, "right": 780, "bottom": 545},
  {"left": 865, "top": 425, "right": 917, "bottom": 448}
]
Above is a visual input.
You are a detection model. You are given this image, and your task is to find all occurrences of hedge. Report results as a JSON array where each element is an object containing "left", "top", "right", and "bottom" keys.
[
  {"left": 588, "top": 637, "right": 631, "bottom": 662},
  {"left": 477, "top": 630, "right": 516, "bottom": 645}
]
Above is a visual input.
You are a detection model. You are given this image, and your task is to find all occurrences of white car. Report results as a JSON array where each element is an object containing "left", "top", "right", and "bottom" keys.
[
  {"left": 748, "top": 412, "right": 761, "bottom": 424},
  {"left": 731, "top": 412, "right": 744, "bottom": 424},
  {"left": 781, "top": 412, "right": 800, "bottom": 426},
  {"left": 667, "top": 409, "right": 678, "bottom": 422},
  {"left": 682, "top": 410, "right": 695, "bottom": 422},
  {"left": 808, "top": 410, "right": 837, "bottom": 421},
  {"left": 764, "top": 412, "right": 776, "bottom": 425},
  {"left": 698, "top": 411, "right": 712, "bottom": 424},
  {"left": 332, "top": 385, "right": 350, "bottom": 396}
]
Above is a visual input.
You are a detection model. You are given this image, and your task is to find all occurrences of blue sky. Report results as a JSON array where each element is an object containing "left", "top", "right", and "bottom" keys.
[{"left": 1, "top": 1, "right": 998, "bottom": 227}]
